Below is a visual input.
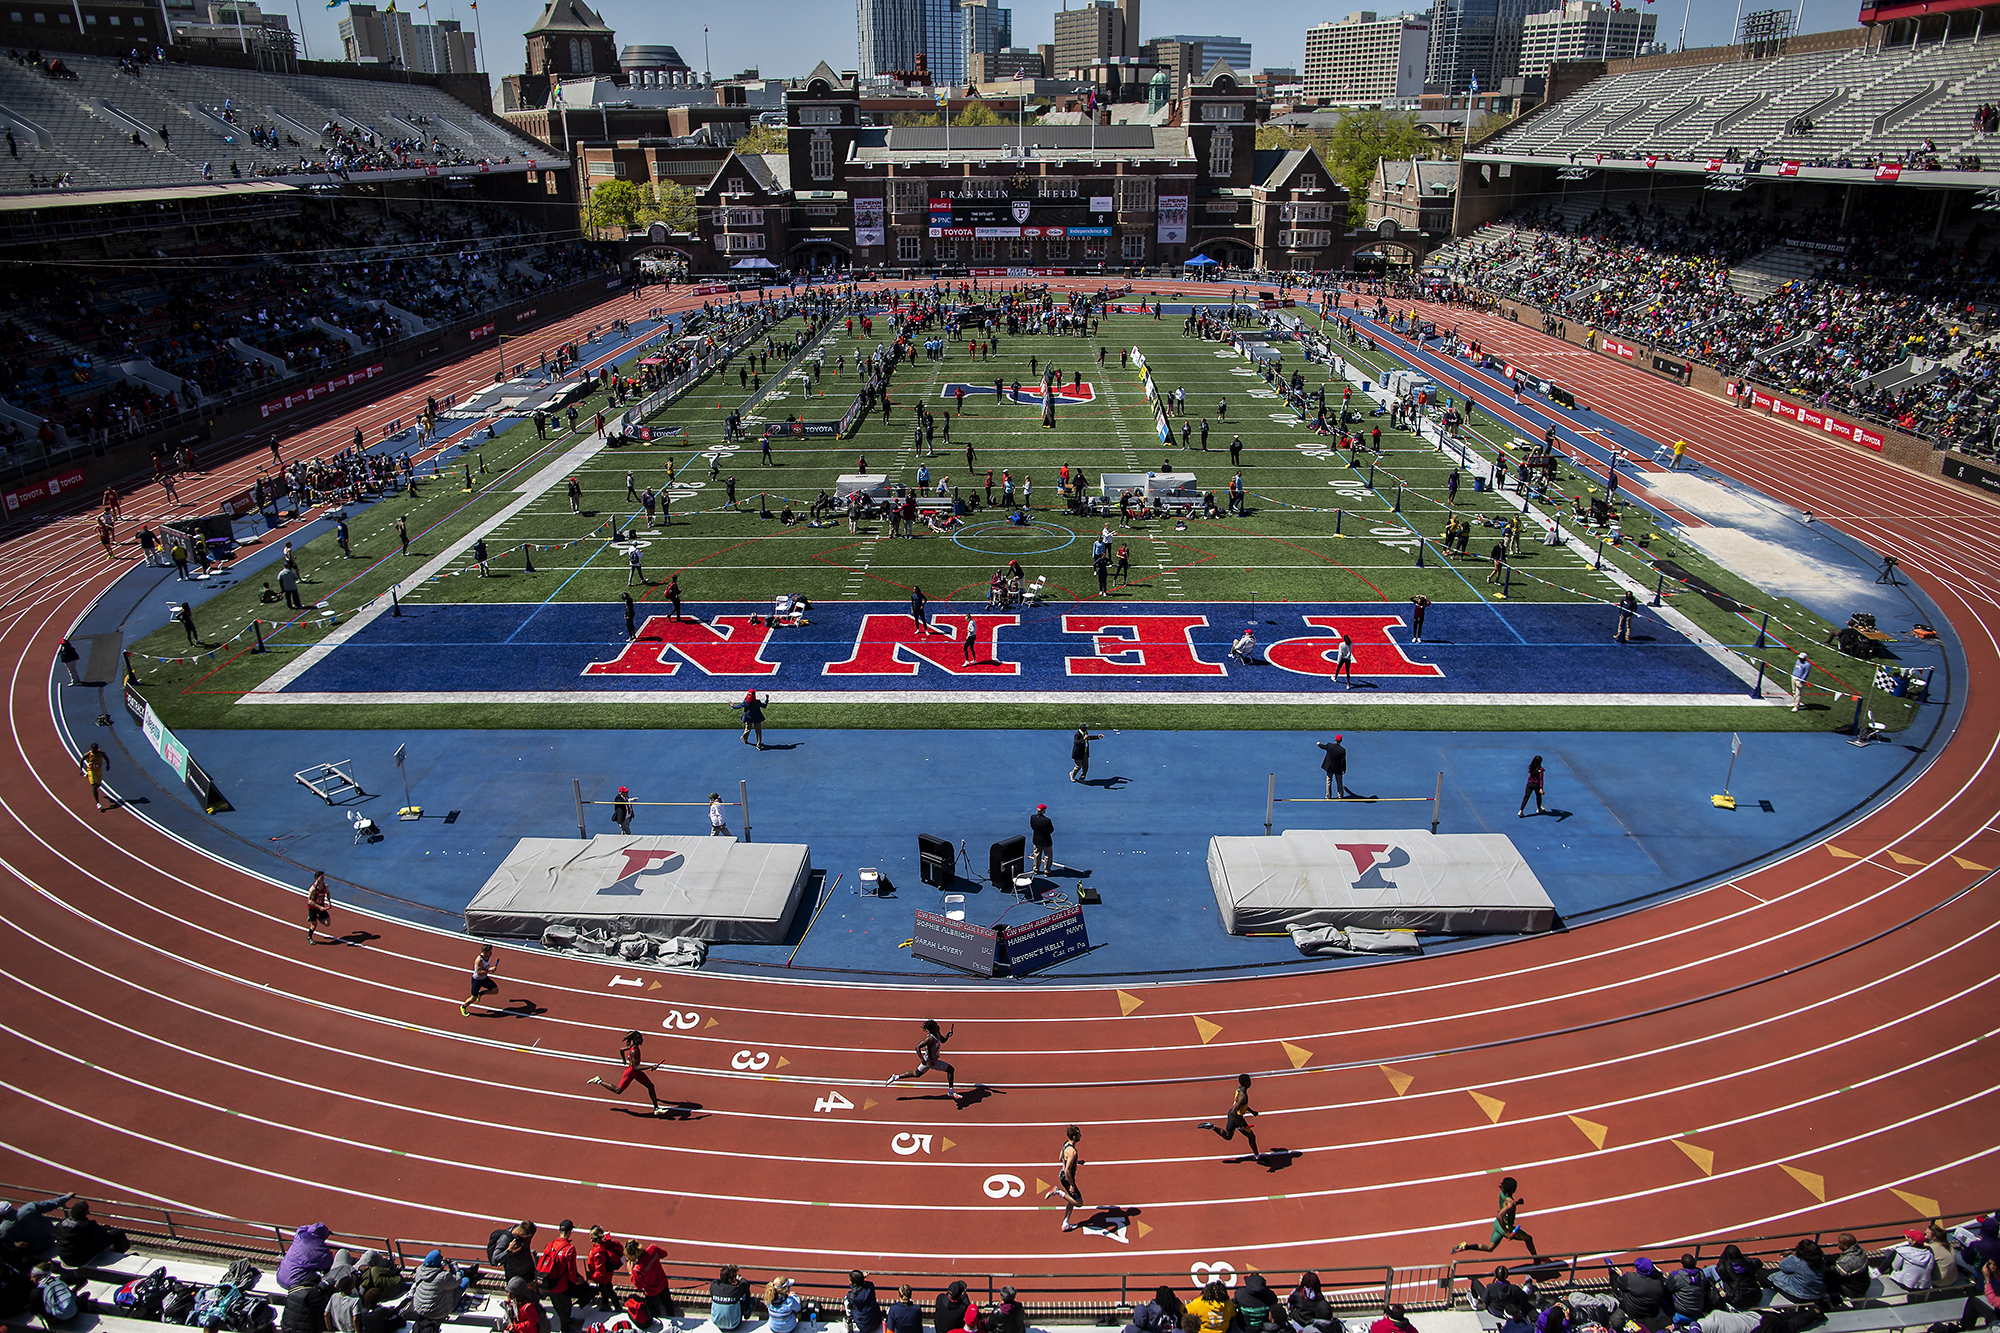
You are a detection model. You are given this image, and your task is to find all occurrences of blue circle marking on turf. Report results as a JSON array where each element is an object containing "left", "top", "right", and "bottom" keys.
[{"left": 953, "top": 523, "right": 1078, "bottom": 557}]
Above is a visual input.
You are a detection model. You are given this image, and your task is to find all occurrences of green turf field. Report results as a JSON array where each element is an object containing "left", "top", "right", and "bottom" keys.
[{"left": 131, "top": 302, "right": 1917, "bottom": 735}]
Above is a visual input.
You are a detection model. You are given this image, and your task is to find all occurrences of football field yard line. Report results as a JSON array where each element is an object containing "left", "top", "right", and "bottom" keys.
[{"left": 241, "top": 689, "right": 1774, "bottom": 708}]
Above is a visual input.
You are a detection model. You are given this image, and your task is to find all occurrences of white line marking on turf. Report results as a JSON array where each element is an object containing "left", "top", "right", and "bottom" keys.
[{"left": 240, "top": 689, "right": 1776, "bottom": 707}]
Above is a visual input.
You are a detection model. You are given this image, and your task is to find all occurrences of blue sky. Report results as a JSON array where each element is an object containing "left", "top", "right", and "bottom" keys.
[{"left": 294, "top": 0, "right": 1860, "bottom": 84}]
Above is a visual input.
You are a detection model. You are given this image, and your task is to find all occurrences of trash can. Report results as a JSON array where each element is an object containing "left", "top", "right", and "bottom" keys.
[{"left": 1473, "top": 475, "right": 1487, "bottom": 493}]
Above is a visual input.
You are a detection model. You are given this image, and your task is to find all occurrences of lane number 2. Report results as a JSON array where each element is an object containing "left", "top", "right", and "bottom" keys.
[{"left": 660, "top": 1010, "right": 701, "bottom": 1030}]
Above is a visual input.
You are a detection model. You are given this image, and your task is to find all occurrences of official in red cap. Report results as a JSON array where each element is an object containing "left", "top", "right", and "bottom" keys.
[
  {"left": 612, "top": 786, "right": 635, "bottom": 835},
  {"left": 1317, "top": 734, "right": 1349, "bottom": 799},
  {"left": 1029, "top": 803, "right": 1055, "bottom": 874}
]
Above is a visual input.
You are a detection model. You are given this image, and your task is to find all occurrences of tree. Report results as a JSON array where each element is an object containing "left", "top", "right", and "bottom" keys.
[
  {"left": 733, "top": 124, "right": 786, "bottom": 154},
  {"left": 584, "top": 179, "right": 645, "bottom": 237},
  {"left": 648, "top": 183, "right": 696, "bottom": 233},
  {"left": 891, "top": 111, "right": 943, "bottom": 127},
  {"left": 1320, "top": 109, "right": 1430, "bottom": 226},
  {"left": 954, "top": 101, "right": 1002, "bottom": 127}
]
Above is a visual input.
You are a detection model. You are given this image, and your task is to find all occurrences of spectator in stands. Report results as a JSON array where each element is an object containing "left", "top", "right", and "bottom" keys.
[
  {"left": 409, "top": 1251, "right": 477, "bottom": 1333},
  {"left": 0, "top": 1193, "right": 74, "bottom": 1258},
  {"left": 1286, "top": 1275, "right": 1335, "bottom": 1333},
  {"left": 582, "top": 1230, "right": 619, "bottom": 1312},
  {"left": 1474, "top": 1268, "right": 1531, "bottom": 1320},
  {"left": 1927, "top": 1221, "right": 1966, "bottom": 1286},
  {"left": 1666, "top": 1254, "right": 1716, "bottom": 1315},
  {"left": 280, "top": 1270, "right": 335, "bottom": 1333},
  {"left": 989, "top": 1287, "right": 1026, "bottom": 1333},
  {"left": 354, "top": 1287, "right": 392, "bottom": 1333},
  {"left": 1187, "top": 1280, "right": 1235, "bottom": 1333},
  {"left": 1963, "top": 1215, "right": 2000, "bottom": 1272},
  {"left": 354, "top": 1250, "right": 402, "bottom": 1298},
  {"left": 326, "top": 1273, "right": 361, "bottom": 1333},
  {"left": 1125, "top": 1286, "right": 1185, "bottom": 1333},
  {"left": 52, "top": 1199, "right": 126, "bottom": 1267},
  {"left": 933, "top": 1281, "right": 970, "bottom": 1333},
  {"left": 276, "top": 1222, "right": 333, "bottom": 1288},
  {"left": 622, "top": 1239, "right": 671, "bottom": 1322},
  {"left": 1890, "top": 1229, "right": 1937, "bottom": 1291},
  {"left": 1827, "top": 1236, "right": 1871, "bottom": 1300},
  {"left": 1605, "top": 1256, "right": 1669, "bottom": 1321},
  {"left": 764, "top": 1279, "right": 805, "bottom": 1333},
  {"left": 488, "top": 1221, "right": 538, "bottom": 1289},
  {"left": 1770, "top": 1241, "right": 1830, "bottom": 1305},
  {"left": 1708, "top": 1245, "right": 1766, "bottom": 1310},
  {"left": 709, "top": 1265, "right": 751, "bottom": 1331},
  {"left": 1234, "top": 1274, "right": 1280, "bottom": 1332},
  {"left": 1533, "top": 1303, "right": 1569, "bottom": 1333},
  {"left": 505, "top": 1278, "right": 547, "bottom": 1333},
  {"left": 1368, "top": 1305, "right": 1417, "bottom": 1333},
  {"left": 885, "top": 1286, "right": 924, "bottom": 1333},
  {"left": 537, "top": 1224, "right": 581, "bottom": 1329}
]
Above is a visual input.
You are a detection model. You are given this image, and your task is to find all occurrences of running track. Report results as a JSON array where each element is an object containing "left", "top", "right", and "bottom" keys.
[{"left": 1, "top": 279, "right": 1997, "bottom": 1288}]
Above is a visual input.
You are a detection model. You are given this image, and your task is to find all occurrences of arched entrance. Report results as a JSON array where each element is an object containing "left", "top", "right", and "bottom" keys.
[
  {"left": 789, "top": 238, "right": 851, "bottom": 274},
  {"left": 1190, "top": 237, "right": 1254, "bottom": 276}
]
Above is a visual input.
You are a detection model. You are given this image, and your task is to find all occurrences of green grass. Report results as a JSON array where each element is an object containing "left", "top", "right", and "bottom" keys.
[{"left": 132, "top": 305, "right": 1915, "bottom": 735}]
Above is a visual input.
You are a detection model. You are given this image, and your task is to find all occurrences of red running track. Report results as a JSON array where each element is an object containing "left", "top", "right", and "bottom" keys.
[{"left": 1, "top": 280, "right": 1997, "bottom": 1286}]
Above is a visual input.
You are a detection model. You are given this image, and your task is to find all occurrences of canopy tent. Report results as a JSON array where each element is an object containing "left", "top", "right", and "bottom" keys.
[
  {"left": 1183, "top": 255, "right": 1221, "bottom": 266},
  {"left": 731, "top": 257, "right": 778, "bottom": 269}
]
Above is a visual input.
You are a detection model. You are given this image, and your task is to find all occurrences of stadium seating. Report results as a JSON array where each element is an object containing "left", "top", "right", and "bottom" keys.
[
  {"left": 0, "top": 48, "right": 548, "bottom": 194},
  {"left": 1434, "top": 202, "right": 2000, "bottom": 451},
  {"left": 1483, "top": 36, "right": 2000, "bottom": 168}
]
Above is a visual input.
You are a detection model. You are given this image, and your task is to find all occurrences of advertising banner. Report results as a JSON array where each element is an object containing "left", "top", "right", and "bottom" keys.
[
  {"left": 1747, "top": 389, "right": 1885, "bottom": 450},
  {"left": 1157, "top": 194, "right": 1189, "bottom": 245},
  {"left": 854, "top": 197, "right": 885, "bottom": 247},
  {"left": 257, "top": 363, "right": 387, "bottom": 421},
  {"left": 3, "top": 467, "right": 87, "bottom": 515}
]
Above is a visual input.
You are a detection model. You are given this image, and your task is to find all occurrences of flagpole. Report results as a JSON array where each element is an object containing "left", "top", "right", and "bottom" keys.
[{"left": 470, "top": 0, "right": 484, "bottom": 72}]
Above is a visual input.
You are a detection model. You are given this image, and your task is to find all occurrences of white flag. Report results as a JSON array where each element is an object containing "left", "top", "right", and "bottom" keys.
[
  {"left": 393, "top": 744, "right": 407, "bottom": 769},
  {"left": 1730, "top": 733, "right": 1741, "bottom": 757}
]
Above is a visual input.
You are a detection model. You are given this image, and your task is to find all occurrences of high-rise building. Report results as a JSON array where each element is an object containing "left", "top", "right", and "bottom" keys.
[
  {"left": 341, "top": 2, "right": 477, "bottom": 73},
  {"left": 1302, "top": 11, "right": 1429, "bottom": 106},
  {"left": 1424, "top": 0, "right": 1559, "bottom": 94},
  {"left": 1051, "top": 0, "right": 1140, "bottom": 73},
  {"left": 857, "top": 0, "right": 924, "bottom": 79},
  {"left": 923, "top": 0, "right": 964, "bottom": 86},
  {"left": 1140, "top": 37, "right": 1202, "bottom": 95},
  {"left": 1515, "top": 0, "right": 1655, "bottom": 75},
  {"left": 960, "top": 0, "right": 1010, "bottom": 83},
  {"left": 1149, "top": 33, "right": 1249, "bottom": 73}
]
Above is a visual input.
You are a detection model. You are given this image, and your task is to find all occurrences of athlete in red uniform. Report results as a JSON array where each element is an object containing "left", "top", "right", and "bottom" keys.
[{"left": 588, "top": 1031, "right": 667, "bottom": 1115}]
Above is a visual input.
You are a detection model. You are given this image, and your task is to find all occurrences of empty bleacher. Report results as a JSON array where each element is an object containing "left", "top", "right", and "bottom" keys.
[
  {"left": 0, "top": 50, "right": 550, "bottom": 195},
  {"left": 1483, "top": 35, "right": 2000, "bottom": 166}
]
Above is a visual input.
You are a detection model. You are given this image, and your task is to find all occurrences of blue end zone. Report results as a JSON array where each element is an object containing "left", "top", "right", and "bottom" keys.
[{"left": 277, "top": 601, "right": 1747, "bottom": 697}]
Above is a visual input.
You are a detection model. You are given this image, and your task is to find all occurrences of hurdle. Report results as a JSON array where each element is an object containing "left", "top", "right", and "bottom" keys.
[
  {"left": 295, "top": 760, "right": 366, "bottom": 804},
  {"left": 1266, "top": 772, "right": 1445, "bottom": 836}
]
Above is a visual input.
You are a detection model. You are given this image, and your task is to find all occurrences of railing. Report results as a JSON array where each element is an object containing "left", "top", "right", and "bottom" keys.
[{"left": 8, "top": 1179, "right": 1985, "bottom": 1319}]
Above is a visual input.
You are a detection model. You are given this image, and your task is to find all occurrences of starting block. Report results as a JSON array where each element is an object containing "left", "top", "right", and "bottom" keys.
[{"left": 296, "top": 760, "right": 367, "bottom": 804}]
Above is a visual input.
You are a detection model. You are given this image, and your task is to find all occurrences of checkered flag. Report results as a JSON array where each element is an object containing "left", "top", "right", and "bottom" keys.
[{"left": 1873, "top": 667, "right": 1897, "bottom": 692}]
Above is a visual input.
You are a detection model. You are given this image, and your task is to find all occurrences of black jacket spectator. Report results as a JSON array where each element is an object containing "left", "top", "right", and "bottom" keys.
[
  {"left": 845, "top": 1275, "right": 882, "bottom": 1333},
  {"left": 1664, "top": 1260, "right": 1713, "bottom": 1316},
  {"left": 1713, "top": 1247, "right": 1766, "bottom": 1309},
  {"left": 280, "top": 1282, "right": 334, "bottom": 1333},
  {"left": 53, "top": 1201, "right": 127, "bottom": 1266},
  {"left": 934, "top": 1281, "right": 971, "bottom": 1333},
  {"left": 1127, "top": 1287, "right": 1184, "bottom": 1333},
  {"left": 1608, "top": 1258, "right": 1669, "bottom": 1319}
]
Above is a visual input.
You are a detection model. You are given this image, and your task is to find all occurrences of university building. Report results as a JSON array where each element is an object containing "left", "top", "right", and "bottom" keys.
[{"left": 689, "top": 59, "right": 1358, "bottom": 275}]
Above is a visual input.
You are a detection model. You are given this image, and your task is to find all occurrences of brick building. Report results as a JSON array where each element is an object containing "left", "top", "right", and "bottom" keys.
[{"left": 693, "top": 60, "right": 1358, "bottom": 274}]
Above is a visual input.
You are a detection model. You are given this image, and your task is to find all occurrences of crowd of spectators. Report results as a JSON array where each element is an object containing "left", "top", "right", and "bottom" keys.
[
  {"left": 0, "top": 203, "right": 609, "bottom": 460},
  {"left": 1449, "top": 201, "right": 2000, "bottom": 449},
  {"left": 4, "top": 1192, "right": 2000, "bottom": 1333}
]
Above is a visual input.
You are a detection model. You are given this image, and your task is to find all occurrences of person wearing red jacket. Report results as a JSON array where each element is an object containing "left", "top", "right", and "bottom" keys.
[
  {"left": 624, "top": 1240, "right": 673, "bottom": 1322},
  {"left": 537, "top": 1221, "right": 583, "bottom": 1329},
  {"left": 505, "top": 1280, "right": 546, "bottom": 1333},
  {"left": 584, "top": 1228, "right": 621, "bottom": 1314}
]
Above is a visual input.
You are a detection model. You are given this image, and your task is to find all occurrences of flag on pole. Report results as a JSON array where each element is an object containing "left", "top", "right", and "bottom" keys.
[
  {"left": 393, "top": 744, "right": 407, "bottom": 769},
  {"left": 1469, "top": 72, "right": 1479, "bottom": 94},
  {"left": 1731, "top": 733, "right": 1742, "bottom": 757}
]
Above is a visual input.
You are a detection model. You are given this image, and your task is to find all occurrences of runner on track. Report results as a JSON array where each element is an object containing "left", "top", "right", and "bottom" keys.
[
  {"left": 459, "top": 943, "right": 499, "bottom": 1016},
  {"left": 1450, "top": 1176, "right": 1538, "bottom": 1258},
  {"left": 885, "top": 1019, "right": 961, "bottom": 1101},
  {"left": 587, "top": 1030, "right": 668, "bottom": 1115},
  {"left": 1044, "top": 1125, "right": 1084, "bottom": 1232},
  {"left": 305, "top": 870, "right": 332, "bottom": 944},
  {"left": 1197, "top": 1074, "right": 1261, "bottom": 1159}
]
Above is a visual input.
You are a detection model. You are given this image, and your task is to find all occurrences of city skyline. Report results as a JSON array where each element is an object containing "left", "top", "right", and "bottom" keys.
[{"left": 293, "top": 0, "right": 1857, "bottom": 84}]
